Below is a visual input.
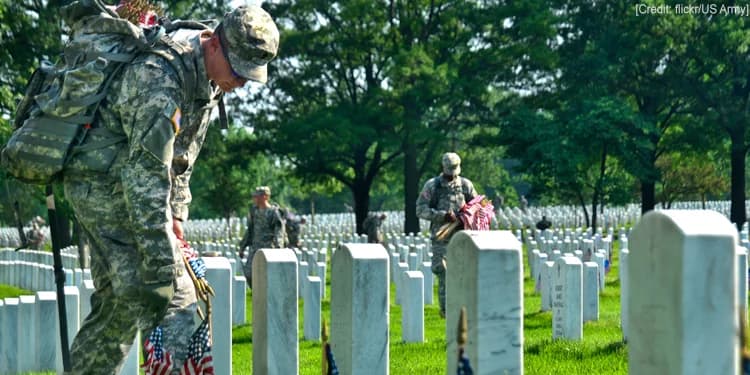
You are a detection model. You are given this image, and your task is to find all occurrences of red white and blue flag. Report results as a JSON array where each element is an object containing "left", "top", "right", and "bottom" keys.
[
  {"left": 142, "top": 326, "right": 173, "bottom": 375},
  {"left": 181, "top": 319, "right": 214, "bottom": 375},
  {"left": 457, "top": 347, "right": 474, "bottom": 375}
]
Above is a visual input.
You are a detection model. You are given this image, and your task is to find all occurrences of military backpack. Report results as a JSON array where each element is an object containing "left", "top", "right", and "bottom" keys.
[{"left": 0, "top": 0, "right": 203, "bottom": 185}]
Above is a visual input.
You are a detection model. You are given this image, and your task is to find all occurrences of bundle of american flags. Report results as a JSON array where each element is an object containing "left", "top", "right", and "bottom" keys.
[
  {"left": 142, "top": 326, "right": 173, "bottom": 375},
  {"left": 436, "top": 195, "right": 495, "bottom": 241},
  {"left": 142, "top": 320, "right": 214, "bottom": 375},
  {"left": 182, "top": 319, "right": 214, "bottom": 375}
]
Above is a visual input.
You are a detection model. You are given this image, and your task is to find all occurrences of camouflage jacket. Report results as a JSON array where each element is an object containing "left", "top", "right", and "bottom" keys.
[
  {"left": 416, "top": 175, "right": 478, "bottom": 240},
  {"left": 239, "top": 204, "right": 286, "bottom": 251},
  {"left": 362, "top": 214, "right": 385, "bottom": 243},
  {"left": 77, "top": 28, "right": 218, "bottom": 264}
]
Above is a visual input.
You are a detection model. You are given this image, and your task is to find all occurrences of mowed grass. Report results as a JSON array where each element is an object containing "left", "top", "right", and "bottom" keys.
[
  {"left": 13, "top": 237, "right": 629, "bottom": 374},
  {"left": 232, "top": 240, "right": 628, "bottom": 375}
]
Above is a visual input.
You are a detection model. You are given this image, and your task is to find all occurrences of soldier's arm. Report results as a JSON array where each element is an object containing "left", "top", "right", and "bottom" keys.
[
  {"left": 117, "top": 58, "right": 183, "bottom": 284},
  {"left": 416, "top": 179, "right": 446, "bottom": 222},
  {"left": 170, "top": 168, "right": 192, "bottom": 222},
  {"left": 465, "top": 178, "right": 479, "bottom": 200},
  {"left": 272, "top": 209, "right": 285, "bottom": 247}
]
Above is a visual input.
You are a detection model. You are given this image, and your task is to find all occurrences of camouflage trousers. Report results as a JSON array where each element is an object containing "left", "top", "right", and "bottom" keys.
[
  {"left": 63, "top": 177, "right": 196, "bottom": 374},
  {"left": 430, "top": 240, "right": 449, "bottom": 314}
]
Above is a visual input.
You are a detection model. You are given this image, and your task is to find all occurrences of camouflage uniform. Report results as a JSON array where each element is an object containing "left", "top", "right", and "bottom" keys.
[
  {"left": 239, "top": 204, "right": 285, "bottom": 285},
  {"left": 362, "top": 213, "right": 386, "bottom": 244},
  {"left": 285, "top": 213, "right": 305, "bottom": 248},
  {"left": 63, "top": 28, "right": 219, "bottom": 375},
  {"left": 415, "top": 153, "right": 477, "bottom": 315}
]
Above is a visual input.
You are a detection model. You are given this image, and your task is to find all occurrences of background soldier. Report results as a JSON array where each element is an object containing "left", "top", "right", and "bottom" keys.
[
  {"left": 362, "top": 212, "right": 387, "bottom": 244},
  {"left": 239, "top": 186, "right": 286, "bottom": 286},
  {"left": 416, "top": 152, "right": 478, "bottom": 318},
  {"left": 284, "top": 210, "right": 306, "bottom": 248},
  {"left": 26, "top": 216, "right": 46, "bottom": 250}
]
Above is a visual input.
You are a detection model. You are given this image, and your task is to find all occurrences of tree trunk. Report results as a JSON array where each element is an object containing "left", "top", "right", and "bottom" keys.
[
  {"left": 352, "top": 183, "right": 371, "bottom": 235},
  {"left": 577, "top": 190, "right": 590, "bottom": 229},
  {"left": 641, "top": 181, "right": 656, "bottom": 215},
  {"left": 403, "top": 139, "right": 420, "bottom": 234},
  {"left": 730, "top": 129, "right": 747, "bottom": 232}
]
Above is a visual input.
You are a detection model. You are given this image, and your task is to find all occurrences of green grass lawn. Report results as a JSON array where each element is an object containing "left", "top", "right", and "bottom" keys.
[{"left": 12, "top": 240, "right": 628, "bottom": 374}]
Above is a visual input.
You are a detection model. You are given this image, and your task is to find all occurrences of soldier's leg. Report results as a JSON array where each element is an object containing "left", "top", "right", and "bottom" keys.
[
  {"left": 158, "top": 261, "right": 198, "bottom": 372},
  {"left": 65, "top": 179, "right": 175, "bottom": 374},
  {"left": 431, "top": 242, "right": 447, "bottom": 316}
]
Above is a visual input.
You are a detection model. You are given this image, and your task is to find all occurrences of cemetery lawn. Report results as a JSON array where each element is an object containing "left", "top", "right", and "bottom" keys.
[
  {"left": 0, "top": 284, "right": 31, "bottom": 299},
  {"left": 231, "top": 241, "right": 628, "bottom": 375},
  {"left": 14, "top": 237, "right": 628, "bottom": 374}
]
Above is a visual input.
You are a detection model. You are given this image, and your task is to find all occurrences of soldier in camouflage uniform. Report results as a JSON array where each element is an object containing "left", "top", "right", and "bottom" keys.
[
  {"left": 416, "top": 152, "right": 478, "bottom": 318},
  {"left": 62, "top": 6, "right": 279, "bottom": 374},
  {"left": 26, "top": 216, "right": 46, "bottom": 250},
  {"left": 239, "top": 186, "right": 286, "bottom": 286},
  {"left": 362, "top": 213, "right": 387, "bottom": 244},
  {"left": 284, "top": 212, "right": 306, "bottom": 248}
]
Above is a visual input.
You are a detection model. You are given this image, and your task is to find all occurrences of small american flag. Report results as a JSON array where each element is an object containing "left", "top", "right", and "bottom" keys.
[
  {"left": 457, "top": 347, "right": 474, "bottom": 375},
  {"left": 181, "top": 319, "right": 214, "bottom": 375},
  {"left": 142, "top": 326, "right": 173, "bottom": 375},
  {"left": 325, "top": 343, "right": 339, "bottom": 375}
]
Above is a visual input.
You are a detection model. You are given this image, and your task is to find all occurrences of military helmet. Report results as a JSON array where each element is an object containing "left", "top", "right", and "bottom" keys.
[
  {"left": 217, "top": 5, "right": 280, "bottom": 84},
  {"left": 442, "top": 152, "right": 461, "bottom": 176}
]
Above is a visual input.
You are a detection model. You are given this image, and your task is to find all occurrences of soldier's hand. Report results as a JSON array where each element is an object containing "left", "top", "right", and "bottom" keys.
[
  {"left": 173, "top": 219, "right": 185, "bottom": 241},
  {"left": 444, "top": 210, "right": 456, "bottom": 223}
]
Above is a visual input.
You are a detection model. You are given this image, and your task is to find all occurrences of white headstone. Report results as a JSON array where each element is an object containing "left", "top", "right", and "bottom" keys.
[
  {"left": 402, "top": 270, "right": 424, "bottom": 343},
  {"left": 18, "top": 295, "right": 37, "bottom": 372},
  {"left": 628, "top": 210, "right": 739, "bottom": 375},
  {"left": 304, "top": 275, "right": 321, "bottom": 341},
  {"left": 252, "top": 249, "right": 299, "bottom": 375},
  {"left": 204, "top": 257, "right": 233, "bottom": 375},
  {"left": 620, "top": 248, "right": 629, "bottom": 342},
  {"left": 233, "top": 275, "right": 247, "bottom": 325},
  {"left": 330, "top": 243, "right": 389, "bottom": 375},
  {"left": 420, "top": 262, "right": 434, "bottom": 305},
  {"left": 552, "top": 256, "right": 582, "bottom": 340},
  {"left": 446, "top": 231, "right": 523, "bottom": 374},
  {"left": 582, "top": 262, "right": 599, "bottom": 322},
  {"left": 540, "top": 261, "right": 555, "bottom": 312},
  {"left": 35, "top": 291, "right": 60, "bottom": 371},
  {"left": 2, "top": 298, "right": 20, "bottom": 373}
]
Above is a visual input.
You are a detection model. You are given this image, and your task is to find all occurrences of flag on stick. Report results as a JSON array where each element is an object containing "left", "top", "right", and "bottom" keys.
[
  {"left": 457, "top": 307, "right": 474, "bottom": 375},
  {"left": 322, "top": 319, "right": 339, "bottom": 375}
]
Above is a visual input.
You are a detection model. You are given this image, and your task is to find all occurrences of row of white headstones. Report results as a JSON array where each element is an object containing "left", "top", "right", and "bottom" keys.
[{"left": 1, "top": 208, "right": 749, "bottom": 374}]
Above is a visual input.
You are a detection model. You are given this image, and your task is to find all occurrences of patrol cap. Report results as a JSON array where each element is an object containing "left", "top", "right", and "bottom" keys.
[
  {"left": 253, "top": 186, "right": 271, "bottom": 196},
  {"left": 217, "top": 5, "right": 280, "bottom": 84},
  {"left": 442, "top": 152, "right": 461, "bottom": 176}
]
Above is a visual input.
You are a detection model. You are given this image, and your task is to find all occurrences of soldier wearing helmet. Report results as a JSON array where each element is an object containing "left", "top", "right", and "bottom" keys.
[
  {"left": 63, "top": 4, "right": 280, "bottom": 373},
  {"left": 416, "top": 152, "right": 478, "bottom": 318}
]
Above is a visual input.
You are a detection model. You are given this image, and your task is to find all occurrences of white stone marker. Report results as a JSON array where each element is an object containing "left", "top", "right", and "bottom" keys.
[
  {"left": 738, "top": 246, "right": 748, "bottom": 322},
  {"left": 446, "top": 231, "right": 523, "bottom": 375},
  {"left": 540, "top": 261, "right": 555, "bottom": 311},
  {"left": 552, "top": 255, "right": 582, "bottom": 340},
  {"left": 204, "top": 256, "right": 233, "bottom": 375},
  {"left": 252, "top": 249, "right": 299, "bottom": 375},
  {"left": 233, "top": 275, "right": 247, "bottom": 325},
  {"left": 593, "top": 251, "right": 606, "bottom": 291},
  {"left": 19, "top": 295, "right": 37, "bottom": 372},
  {"left": 402, "top": 270, "right": 424, "bottom": 343},
  {"left": 2, "top": 298, "right": 20, "bottom": 374},
  {"left": 420, "top": 261, "right": 434, "bottom": 305},
  {"left": 620, "top": 248, "right": 629, "bottom": 342},
  {"left": 36, "top": 291, "right": 60, "bottom": 371},
  {"left": 628, "top": 210, "right": 738, "bottom": 375},
  {"left": 582, "top": 262, "right": 599, "bottom": 322},
  {"left": 331, "top": 243, "right": 389, "bottom": 375},
  {"left": 304, "top": 275, "right": 322, "bottom": 341}
]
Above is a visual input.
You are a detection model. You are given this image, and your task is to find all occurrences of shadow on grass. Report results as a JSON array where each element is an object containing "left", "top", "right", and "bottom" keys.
[{"left": 591, "top": 340, "right": 626, "bottom": 356}]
